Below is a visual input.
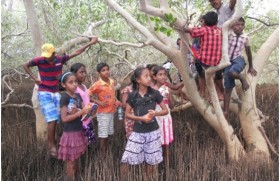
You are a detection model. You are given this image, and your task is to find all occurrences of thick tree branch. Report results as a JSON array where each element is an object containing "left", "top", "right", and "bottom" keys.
[{"left": 106, "top": 0, "right": 178, "bottom": 61}]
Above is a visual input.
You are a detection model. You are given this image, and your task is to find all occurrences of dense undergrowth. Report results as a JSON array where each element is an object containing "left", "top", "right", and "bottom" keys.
[{"left": 1, "top": 82, "right": 278, "bottom": 180}]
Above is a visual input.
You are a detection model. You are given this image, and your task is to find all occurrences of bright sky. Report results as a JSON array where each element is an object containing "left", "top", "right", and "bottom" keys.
[{"left": 247, "top": 0, "right": 279, "bottom": 15}]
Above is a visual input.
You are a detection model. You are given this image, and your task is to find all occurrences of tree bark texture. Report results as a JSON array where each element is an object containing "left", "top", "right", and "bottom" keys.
[{"left": 23, "top": 0, "right": 47, "bottom": 142}]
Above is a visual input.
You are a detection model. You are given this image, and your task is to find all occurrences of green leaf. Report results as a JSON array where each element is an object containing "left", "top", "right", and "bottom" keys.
[
  {"left": 159, "top": 27, "right": 167, "bottom": 32},
  {"left": 150, "top": 17, "right": 154, "bottom": 21}
]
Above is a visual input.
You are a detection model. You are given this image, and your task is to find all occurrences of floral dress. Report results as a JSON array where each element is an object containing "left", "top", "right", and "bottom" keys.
[
  {"left": 155, "top": 84, "right": 174, "bottom": 145},
  {"left": 121, "top": 85, "right": 134, "bottom": 138}
]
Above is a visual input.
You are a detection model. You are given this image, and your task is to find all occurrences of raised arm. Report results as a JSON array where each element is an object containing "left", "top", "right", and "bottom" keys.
[
  {"left": 245, "top": 46, "right": 257, "bottom": 76},
  {"left": 68, "top": 36, "right": 98, "bottom": 59},
  {"left": 229, "top": 0, "right": 237, "bottom": 10}
]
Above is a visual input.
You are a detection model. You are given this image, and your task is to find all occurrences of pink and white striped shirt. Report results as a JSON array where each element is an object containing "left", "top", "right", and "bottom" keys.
[{"left": 228, "top": 30, "right": 250, "bottom": 60}]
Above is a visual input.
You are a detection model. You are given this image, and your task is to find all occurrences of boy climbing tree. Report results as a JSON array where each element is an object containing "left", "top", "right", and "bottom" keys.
[{"left": 223, "top": 17, "right": 257, "bottom": 118}]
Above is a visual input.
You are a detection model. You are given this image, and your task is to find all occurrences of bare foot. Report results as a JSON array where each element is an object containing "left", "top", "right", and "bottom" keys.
[{"left": 240, "top": 78, "right": 249, "bottom": 91}]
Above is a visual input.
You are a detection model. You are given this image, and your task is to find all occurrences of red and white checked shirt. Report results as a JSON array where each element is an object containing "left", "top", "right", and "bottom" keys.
[
  {"left": 190, "top": 26, "right": 222, "bottom": 66},
  {"left": 228, "top": 30, "right": 250, "bottom": 60}
]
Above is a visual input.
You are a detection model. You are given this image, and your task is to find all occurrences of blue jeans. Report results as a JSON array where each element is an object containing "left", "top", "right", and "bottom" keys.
[{"left": 224, "top": 56, "right": 246, "bottom": 89}]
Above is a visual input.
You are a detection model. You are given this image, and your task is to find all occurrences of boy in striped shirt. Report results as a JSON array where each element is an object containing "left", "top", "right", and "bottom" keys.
[
  {"left": 223, "top": 17, "right": 257, "bottom": 118},
  {"left": 22, "top": 37, "right": 98, "bottom": 157}
]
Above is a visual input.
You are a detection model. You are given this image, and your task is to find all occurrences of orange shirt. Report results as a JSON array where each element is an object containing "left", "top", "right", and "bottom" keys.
[{"left": 88, "top": 78, "right": 116, "bottom": 113}]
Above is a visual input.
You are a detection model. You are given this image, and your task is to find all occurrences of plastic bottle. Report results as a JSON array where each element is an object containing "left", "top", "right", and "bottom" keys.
[
  {"left": 81, "top": 103, "right": 98, "bottom": 121},
  {"left": 68, "top": 99, "right": 76, "bottom": 113},
  {"left": 117, "top": 107, "right": 124, "bottom": 121}
]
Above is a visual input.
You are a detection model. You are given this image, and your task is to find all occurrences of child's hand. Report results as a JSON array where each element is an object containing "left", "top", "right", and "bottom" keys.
[
  {"left": 248, "top": 67, "right": 257, "bottom": 77},
  {"left": 81, "top": 104, "right": 91, "bottom": 114},
  {"left": 142, "top": 110, "right": 156, "bottom": 123},
  {"left": 34, "top": 78, "right": 42, "bottom": 85},
  {"left": 148, "top": 110, "right": 156, "bottom": 118},
  {"left": 90, "top": 36, "right": 98, "bottom": 44},
  {"left": 115, "top": 100, "right": 121, "bottom": 107}
]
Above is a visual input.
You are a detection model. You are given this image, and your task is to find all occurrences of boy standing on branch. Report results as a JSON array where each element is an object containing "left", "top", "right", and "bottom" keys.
[
  {"left": 22, "top": 37, "right": 98, "bottom": 157},
  {"left": 208, "top": 0, "right": 237, "bottom": 100}
]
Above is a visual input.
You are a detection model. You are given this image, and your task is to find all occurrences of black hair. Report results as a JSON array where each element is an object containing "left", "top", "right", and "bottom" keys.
[
  {"left": 58, "top": 72, "right": 74, "bottom": 91},
  {"left": 238, "top": 17, "right": 245, "bottom": 24},
  {"left": 70, "top": 63, "right": 85, "bottom": 73},
  {"left": 146, "top": 64, "right": 158, "bottom": 71},
  {"left": 152, "top": 66, "right": 166, "bottom": 76},
  {"left": 176, "top": 38, "right": 181, "bottom": 46},
  {"left": 131, "top": 66, "right": 148, "bottom": 91},
  {"left": 203, "top": 11, "right": 218, "bottom": 26},
  {"left": 96, "top": 62, "right": 109, "bottom": 72}
]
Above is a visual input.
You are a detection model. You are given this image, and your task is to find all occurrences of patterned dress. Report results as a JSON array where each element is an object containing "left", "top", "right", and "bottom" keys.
[
  {"left": 121, "top": 85, "right": 134, "bottom": 138},
  {"left": 76, "top": 84, "right": 96, "bottom": 144},
  {"left": 155, "top": 84, "right": 174, "bottom": 145}
]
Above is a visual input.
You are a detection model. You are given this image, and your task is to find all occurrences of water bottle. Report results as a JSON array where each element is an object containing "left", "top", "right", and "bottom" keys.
[
  {"left": 117, "top": 107, "right": 124, "bottom": 121},
  {"left": 81, "top": 103, "right": 98, "bottom": 121},
  {"left": 68, "top": 99, "right": 76, "bottom": 113}
]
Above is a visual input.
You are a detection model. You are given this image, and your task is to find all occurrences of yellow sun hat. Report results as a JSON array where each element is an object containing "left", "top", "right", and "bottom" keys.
[{"left": 41, "top": 43, "right": 55, "bottom": 58}]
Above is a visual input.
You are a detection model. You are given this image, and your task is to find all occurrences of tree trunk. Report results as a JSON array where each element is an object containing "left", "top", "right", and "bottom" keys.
[
  {"left": 239, "top": 28, "right": 279, "bottom": 159},
  {"left": 23, "top": 0, "right": 47, "bottom": 142}
]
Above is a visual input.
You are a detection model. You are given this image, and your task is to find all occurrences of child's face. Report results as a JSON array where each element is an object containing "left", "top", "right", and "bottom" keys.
[
  {"left": 209, "top": 0, "right": 222, "bottom": 10},
  {"left": 62, "top": 75, "right": 78, "bottom": 93},
  {"left": 137, "top": 69, "right": 151, "bottom": 87},
  {"left": 75, "top": 66, "right": 87, "bottom": 83},
  {"left": 154, "top": 69, "right": 167, "bottom": 85},
  {"left": 232, "top": 21, "right": 245, "bottom": 35},
  {"left": 99, "top": 66, "right": 110, "bottom": 79}
]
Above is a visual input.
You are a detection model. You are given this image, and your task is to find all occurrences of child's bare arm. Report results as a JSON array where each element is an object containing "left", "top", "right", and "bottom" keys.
[
  {"left": 22, "top": 62, "right": 41, "bottom": 85},
  {"left": 121, "top": 92, "right": 128, "bottom": 109},
  {"left": 166, "top": 81, "right": 184, "bottom": 90},
  {"left": 155, "top": 101, "right": 168, "bottom": 116},
  {"left": 245, "top": 46, "right": 257, "bottom": 76},
  {"left": 68, "top": 37, "right": 98, "bottom": 59},
  {"left": 168, "top": 88, "right": 175, "bottom": 109}
]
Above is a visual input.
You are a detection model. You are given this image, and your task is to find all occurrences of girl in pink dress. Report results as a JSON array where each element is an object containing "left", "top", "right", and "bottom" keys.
[
  {"left": 152, "top": 66, "right": 174, "bottom": 169},
  {"left": 71, "top": 63, "right": 96, "bottom": 144}
]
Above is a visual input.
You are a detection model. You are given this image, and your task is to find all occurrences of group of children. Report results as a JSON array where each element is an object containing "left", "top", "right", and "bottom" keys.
[
  {"left": 22, "top": 0, "right": 258, "bottom": 179},
  {"left": 23, "top": 36, "right": 176, "bottom": 179},
  {"left": 183, "top": 10, "right": 257, "bottom": 118}
]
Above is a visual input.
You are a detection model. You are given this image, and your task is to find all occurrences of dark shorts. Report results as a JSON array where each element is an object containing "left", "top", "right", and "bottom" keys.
[
  {"left": 195, "top": 60, "right": 205, "bottom": 78},
  {"left": 224, "top": 57, "right": 246, "bottom": 89},
  {"left": 195, "top": 60, "right": 223, "bottom": 80}
]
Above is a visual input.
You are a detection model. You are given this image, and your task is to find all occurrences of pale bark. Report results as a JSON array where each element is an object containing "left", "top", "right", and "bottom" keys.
[
  {"left": 239, "top": 28, "right": 279, "bottom": 157},
  {"left": 106, "top": 0, "right": 245, "bottom": 160},
  {"left": 106, "top": 0, "right": 279, "bottom": 161},
  {"left": 23, "top": 0, "right": 47, "bottom": 142}
]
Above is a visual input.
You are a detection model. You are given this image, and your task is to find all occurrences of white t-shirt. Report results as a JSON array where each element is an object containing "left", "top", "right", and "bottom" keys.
[
  {"left": 217, "top": 3, "right": 234, "bottom": 27},
  {"left": 163, "top": 62, "right": 172, "bottom": 70}
]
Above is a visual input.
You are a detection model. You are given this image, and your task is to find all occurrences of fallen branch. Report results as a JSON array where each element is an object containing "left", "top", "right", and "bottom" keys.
[
  {"left": 258, "top": 126, "right": 279, "bottom": 156},
  {"left": 2, "top": 103, "right": 33, "bottom": 109}
]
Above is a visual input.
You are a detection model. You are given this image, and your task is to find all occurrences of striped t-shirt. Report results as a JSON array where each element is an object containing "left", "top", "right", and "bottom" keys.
[{"left": 28, "top": 55, "right": 70, "bottom": 92}]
